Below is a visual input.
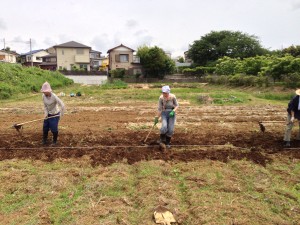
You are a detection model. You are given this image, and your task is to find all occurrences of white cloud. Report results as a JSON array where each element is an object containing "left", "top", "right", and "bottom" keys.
[
  {"left": 126, "top": 19, "right": 139, "bottom": 29},
  {"left": 1, "top": 0, "right": 300, "bottom": 56},
  {"left": 292, "top": 1, "right": 300, "bottom": 10},
  {"left": 0, "top": 18, "right": 6, "bottom": 30}
]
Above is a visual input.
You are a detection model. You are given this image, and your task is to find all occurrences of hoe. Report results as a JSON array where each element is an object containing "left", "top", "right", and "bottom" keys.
[
  {"left": 258, "top": 120, "right": 295, "bottom": 132},
  {"left": 12, "top": 115, "right": 61, "bottom": 132}
]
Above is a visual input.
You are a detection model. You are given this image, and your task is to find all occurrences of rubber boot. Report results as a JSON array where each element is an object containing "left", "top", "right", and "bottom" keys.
[
  {"left": 42, "top": 131, "right": 48, "bottom": 145},
  {"left": 166, "top": 136, "right": 171, "bottom": 148},
  {"left": 52, "top": 131, "right": 58, "bottom": 145},
  {"left": 159, "top": 134, "right": 166, "bottom": 151},
  {"left": 160, "top": 134, "right": 166, "bottom": 144},
  {"left": 284, "top": 141, "right": 291, "bottom": 147}
]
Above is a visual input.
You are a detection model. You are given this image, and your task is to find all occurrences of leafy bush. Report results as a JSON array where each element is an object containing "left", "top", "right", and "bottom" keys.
[
  {"left": 204, "top": 74, "right": 270, "bottom": 87},
  {"left": 100, "top": 79, "right": 128, "bottom": 89},
  {"left": 283, "top": 73, "right": 300, "bottom": 88},
  {"left": 109, "top": 69, "right": 126, "bottom": 78},
  {"left": 182, "top": 66, "right": 215, "bottom": 76},
  {"left": 0, "top": 63, "right": 73, "bottom": 99}
]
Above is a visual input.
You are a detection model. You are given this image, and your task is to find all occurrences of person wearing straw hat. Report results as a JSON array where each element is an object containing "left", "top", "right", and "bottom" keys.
[
  {"left": 41, "top": 81, "right": 65, "bottom": 145},
  {"left": 283, "top": 89, "right": 300, "bottom": 147},
  {"left": 154, "top": 85, "right": 179, "bottom": 148}
]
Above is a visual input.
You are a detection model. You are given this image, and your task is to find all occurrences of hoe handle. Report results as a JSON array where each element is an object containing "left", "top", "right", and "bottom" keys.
[
  {"left": 144, "top": 124, "right": 155, "bottom": 143},
  {"left": 16, "top": 114, "right": 60, "bottom": 126}
]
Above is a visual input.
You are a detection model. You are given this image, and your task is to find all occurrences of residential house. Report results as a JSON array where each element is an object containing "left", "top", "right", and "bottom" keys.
[
  {"left": 99, "top": 56, "right": 109, "bottom": 72},
  {"left": 184, "top": 51, "right": 193, "bottom": 63},
  {"left": 90, "top": 50, "right": 102, "bottom": 71},
  {"left": 107, "top": 44, "right": 142, "bottom": 76},
  {"left": 54, "top": 41, "right": 91, "bottom": 71},
  {"left": 40, "top": 53, "right": 57, "bottom": 71},
  {"left": 19, "top": 49, "right": 49, "bottom": 66},
  {"left": 0, "top": 49, "right": 19, "bottom": 63}
]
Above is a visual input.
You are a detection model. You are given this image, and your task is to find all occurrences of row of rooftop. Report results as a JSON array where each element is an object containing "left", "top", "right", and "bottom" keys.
[
  {"left": 0, "top": 41, "right": 147, "bottom": 75},
  {"left": 0, "top": 41, "right": 192, "bottom": 76}
]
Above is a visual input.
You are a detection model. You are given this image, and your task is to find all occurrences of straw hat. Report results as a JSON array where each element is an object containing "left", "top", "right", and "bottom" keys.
[
  {"left": 296, "top": 89, "right": 300, "bottom": 95},
  {"left": 41, "top": 82, "right": 52, "bottom": 92}
]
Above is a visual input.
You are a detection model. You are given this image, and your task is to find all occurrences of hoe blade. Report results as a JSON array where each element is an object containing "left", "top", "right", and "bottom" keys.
[{"left": 258, "top": 122, "right": 265, "bottom": 133}]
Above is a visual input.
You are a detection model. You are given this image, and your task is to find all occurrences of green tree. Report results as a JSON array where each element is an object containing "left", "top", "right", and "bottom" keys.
[
  {"left": 137, "top": 45, "right": 175, "bottom": 78},
  {"left": 177, "top": 56, "right": 185, "bottom": 63},
  {"left": 282, "top": 45, "right": 300, "bottom": 57},
  {"left": 188, "top": 30, "right": 267, "bottom": 66}
]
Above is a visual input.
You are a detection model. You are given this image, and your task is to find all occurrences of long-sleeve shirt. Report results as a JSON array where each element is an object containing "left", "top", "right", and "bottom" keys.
[
  {"left": 43, "top": 93, "right": 65, "bottom": 116},
  {"left": 287, "top": 95, "right": 300, "bottom": 119},
  {"left": 158, "top": 94, "right": 179, "bottom": 112}
]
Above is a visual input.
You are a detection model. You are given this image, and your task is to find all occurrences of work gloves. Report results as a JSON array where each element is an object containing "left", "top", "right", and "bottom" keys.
[
  {"left": 291, "top": 116, "right": 295, "bottom": 123},
  {"left": 169, "top": 110, "right": 175, "bottom": 117},
  {"left": 154, "top": 116, "right": 159, "bottom": 125}
]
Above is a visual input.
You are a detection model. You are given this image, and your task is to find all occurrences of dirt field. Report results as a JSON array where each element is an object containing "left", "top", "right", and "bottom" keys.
[
  {"left": 1, "top": 102, "right": 300, "bottom": 165},
  {"left": 1, "top": 97, "right": 300, "bottom": 224}
]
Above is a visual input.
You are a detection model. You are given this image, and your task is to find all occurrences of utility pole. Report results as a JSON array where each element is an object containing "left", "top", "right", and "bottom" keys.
[
  {"left": 3, "top": 38, "right": 5, "bottom": 49},
  {"left": 30, "top": 38, "right": 33, "bottom": 67}
]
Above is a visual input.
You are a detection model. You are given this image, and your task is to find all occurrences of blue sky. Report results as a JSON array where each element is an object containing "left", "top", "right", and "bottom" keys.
[{"left": 1, "top": 0, "right": 300, "bottom": 57}]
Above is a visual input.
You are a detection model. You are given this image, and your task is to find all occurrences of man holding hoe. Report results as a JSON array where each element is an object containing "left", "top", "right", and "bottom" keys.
[
  {"left": 154, "top": 85, "right": 179, "bottom": 148},
  {"left": 283, "top": 89, "right": 300, "bottom": 147},
  {"left": 41, "top": 81, "right": 65, "bottom": 145}
]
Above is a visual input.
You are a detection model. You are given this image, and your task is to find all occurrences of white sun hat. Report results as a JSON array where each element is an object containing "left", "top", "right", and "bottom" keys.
[{"left": 162, "top": 85, "right": 170, "bottom": 93}]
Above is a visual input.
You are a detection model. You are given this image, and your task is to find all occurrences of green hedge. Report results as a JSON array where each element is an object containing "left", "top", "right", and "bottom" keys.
[{"left": 182, "top": 66, "right": 215, "bottom": 76}]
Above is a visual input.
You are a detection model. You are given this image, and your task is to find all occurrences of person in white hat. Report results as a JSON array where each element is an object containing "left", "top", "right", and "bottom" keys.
[
  {"left": 154, "top": 85, "right": 179, "bottom": 148},
  {"left": 283, "top": 89, "right": 300, "bottom": 147},
  {"left": 41, "top": 81, "right": 65, "bottom": 145}
]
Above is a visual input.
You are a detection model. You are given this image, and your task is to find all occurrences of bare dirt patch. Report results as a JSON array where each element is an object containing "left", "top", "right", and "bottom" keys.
[{"left": 1, "top": 104, "right": 297, "bottom": 166}]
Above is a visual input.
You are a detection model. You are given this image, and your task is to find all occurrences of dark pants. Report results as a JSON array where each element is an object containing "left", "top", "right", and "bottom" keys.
[{"left": 43, "top": 113, "right": 60, "bottom": 133}]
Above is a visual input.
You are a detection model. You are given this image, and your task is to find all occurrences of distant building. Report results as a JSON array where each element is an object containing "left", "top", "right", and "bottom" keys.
[
  {"left": 107, "top": 44, "right": 143, "bottom": 76},
  {"left": 19, "top": 49, "right": 49, "bottom": 67},
  {"left": 40, "top": 53, "right": 57, "bottom": 71},
  {"left": 164, "top": 51, "right": 171, "bottom": 58},
  {"left": 0, "top": 49, "right": 19, "bottom": 63},
  {"left": 184, "top": 51, "right": 193, "bottom": 63},
  {"left": 53, "top": 41, "right": 91, "bottom": 71},
  {"left": 90, "top": 50, "right": 102, "bottom": 71}
]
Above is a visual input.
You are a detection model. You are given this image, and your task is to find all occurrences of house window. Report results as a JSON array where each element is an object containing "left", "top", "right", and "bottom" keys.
[
  {"left": 76, "top": 49, "right": 84, "bottom": 54},
  {"left": 36, "top": 57, "right": 41, "bottom": 60},
  {"left": 79, "top": 64, "right": 87, "bottom": 71},
  {"left": 120, "top": 54, "right": 129, "bottom": 62}
]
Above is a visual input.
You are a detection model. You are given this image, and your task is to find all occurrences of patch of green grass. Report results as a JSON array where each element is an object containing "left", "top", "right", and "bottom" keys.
[
  {"left": 100, "top": 80, "right": 128, "bottom": 89},
  {"left": 49, "top": 185, "right": 84, "bottom": 224},
  {"left": 209, "top": 92, "right": 249, "bottom": 105},
  {"left": 254, "top": 92, "right": 294, "bottom": 101},
  {"left": 0, "top": 193, "right": 37, "bottom": 213}
]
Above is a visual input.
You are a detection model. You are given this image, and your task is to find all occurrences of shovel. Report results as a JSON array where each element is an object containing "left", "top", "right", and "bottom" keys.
[{"left": 12, "top": 114, "right": 61, "bottom": 132}]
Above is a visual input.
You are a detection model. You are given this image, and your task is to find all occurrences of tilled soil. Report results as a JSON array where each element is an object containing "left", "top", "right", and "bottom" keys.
[{"left": 1, "top": 104, "right": 300, "bottom": 167}]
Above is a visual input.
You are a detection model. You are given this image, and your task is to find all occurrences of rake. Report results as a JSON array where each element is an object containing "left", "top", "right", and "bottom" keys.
[{"left": 12, "top": 115, "right": 61, "bottom": 132}]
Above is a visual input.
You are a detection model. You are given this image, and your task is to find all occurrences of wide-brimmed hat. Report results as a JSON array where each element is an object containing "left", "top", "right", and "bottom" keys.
[
  {"left": 162, "top": 85, "right": 170, "bottom": 93},
  {"left": 296, "top": 89, "right": 300, "bottom": 95},
  {"left": 41, "top": 82, "right": 52, "bottom": 92}
]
